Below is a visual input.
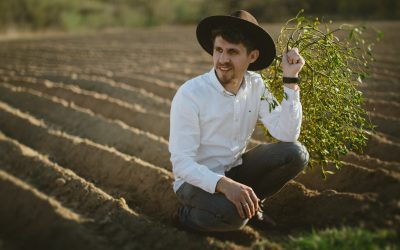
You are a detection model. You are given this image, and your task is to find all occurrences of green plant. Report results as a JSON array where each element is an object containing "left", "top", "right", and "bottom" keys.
[
  {"left": 284, "top": 227, "right": 399, "bottom": 250},
  {"left": 260, "top": 10, "right": 383, "bottom": 176}
]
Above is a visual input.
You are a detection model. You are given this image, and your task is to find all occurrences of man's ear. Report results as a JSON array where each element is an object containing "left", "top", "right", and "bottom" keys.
[{"left": 249, "top": 49, "right": 259, "bottom": 63}]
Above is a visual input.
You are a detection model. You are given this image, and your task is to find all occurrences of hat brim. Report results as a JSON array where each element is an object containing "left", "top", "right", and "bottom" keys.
[{"left": 196, "top": 15, "right": 276, "bottom": 71}]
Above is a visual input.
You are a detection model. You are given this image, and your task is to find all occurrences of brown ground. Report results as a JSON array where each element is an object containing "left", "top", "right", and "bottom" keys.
[{"left": 0, "top": 22, "right": 399, "bottom": 249}]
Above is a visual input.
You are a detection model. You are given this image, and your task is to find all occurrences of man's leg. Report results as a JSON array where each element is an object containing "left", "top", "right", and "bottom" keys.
[
  {"left": 226, "top": 141, "right": 309, "bottom": 199},
  {"left": 175, "top": 182, "right": 248, "bottom": 232}
]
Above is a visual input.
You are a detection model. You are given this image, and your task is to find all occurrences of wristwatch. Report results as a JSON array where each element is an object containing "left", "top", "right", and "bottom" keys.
[{"left": 282, "top": 77, "right": 300, "bottom": 84}]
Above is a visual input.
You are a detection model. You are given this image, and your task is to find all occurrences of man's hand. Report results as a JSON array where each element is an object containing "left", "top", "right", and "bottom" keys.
[
  {"left": 282, "top": 47, "right": 305, "bottom": 90},
  {"left": 282, "top": 47, "right": 305, "bottom": 77},
  {"left": 215, "top": 176, "right": 259, "bottom": 219}
]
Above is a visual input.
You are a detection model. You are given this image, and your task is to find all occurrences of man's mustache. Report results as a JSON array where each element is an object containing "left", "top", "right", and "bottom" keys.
[{"left": 217, "top": 63, "right": 233, "bottom": 68}]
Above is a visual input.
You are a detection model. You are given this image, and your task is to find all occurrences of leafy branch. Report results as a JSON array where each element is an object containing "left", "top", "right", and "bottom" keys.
[{"left": 260, "top": 10, "right": 383, "bottom": 177}]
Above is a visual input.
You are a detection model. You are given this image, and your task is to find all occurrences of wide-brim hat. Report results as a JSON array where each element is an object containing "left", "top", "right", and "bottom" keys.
[{"left": 196, "top": 10, "right": 276, "bottom": 71}]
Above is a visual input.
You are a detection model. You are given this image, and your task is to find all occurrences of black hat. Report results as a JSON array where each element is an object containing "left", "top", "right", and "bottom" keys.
[{"left": 196, "top": 10, "right": 276, "bottom": 71}]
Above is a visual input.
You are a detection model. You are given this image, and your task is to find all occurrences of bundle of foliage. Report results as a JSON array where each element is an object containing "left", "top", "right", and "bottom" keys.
[{"left": 261, "top": 10, "right": 383, "bottom": 176}]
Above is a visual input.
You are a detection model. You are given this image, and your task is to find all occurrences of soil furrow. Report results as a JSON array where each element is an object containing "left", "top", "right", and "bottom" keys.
[
  {"left": 364, "top": 98, "right": 400, "bottom": 118},
  {"left": 264, "top": 181, "right": 398, "bottom": 230},
  {"left": 342, "top": 152, "right": 400, "bottom": 173},
  {"left": 296, "top": 162, "right": 400, "bottom": 200},
  {"left": 0, "top": 83, "right": 171, "bottom": 169},
  {"left": 0, "top": 133, "right": 222, "bottom": 250},
  {"left": 6, "top": 70, "right": 172, "bottom": 114},
  {"left": 0, "top": 169, "right": 109, "bottom": 250},
  {"left": 2, "top": 75, "right": 170, "bottom": 139},
  {"left": 365, "top": 133, "right": 400, "bottom": 162},
  {"left": 369, "top": 112, "right": 400, "bottom": 139},
  {"left": 111, "top": 74, "right": 177, "bottom": 100},
  {"left": 0, "top": 65, "right": 172, "bottom": 112},
  {"left": 363, "top": 90, "right": 400, "bottom": 103},
  {"left": 361, "top": 79, "right": 400, "bottom": 92},
  {"left": 0, "top": 101, "right": 177, "bottom": 220}
]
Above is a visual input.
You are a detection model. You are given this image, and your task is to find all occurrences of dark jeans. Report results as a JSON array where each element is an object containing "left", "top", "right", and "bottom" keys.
[{"left": 175, "top": 142, "right": 309, "bottom": 232}]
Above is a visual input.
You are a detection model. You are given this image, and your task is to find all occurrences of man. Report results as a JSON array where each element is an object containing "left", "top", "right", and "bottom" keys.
[{"left": 169, "top": 10, "right": 309, "bottom": 232}]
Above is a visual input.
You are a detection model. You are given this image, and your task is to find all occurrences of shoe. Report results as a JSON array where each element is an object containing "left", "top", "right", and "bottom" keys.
[
  {"left": 171, "top": 205, "right": 183, "bottom": 228},
  {"left": 171, "top": 205, "right": 198, "bottom": 233},
  {"left": 247, "top": 210, "right": 277, "bottom": 230}
]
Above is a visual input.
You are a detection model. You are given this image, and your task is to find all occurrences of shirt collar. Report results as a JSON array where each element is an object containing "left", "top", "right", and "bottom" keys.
[{"left": 208, "top": 68, "right": 248, "bottom": 96}]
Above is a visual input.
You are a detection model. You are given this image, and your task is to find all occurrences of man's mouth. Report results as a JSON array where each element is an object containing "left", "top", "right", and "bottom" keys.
[{"left": 218, "top": 65, "right": 232, "bottom": 72}]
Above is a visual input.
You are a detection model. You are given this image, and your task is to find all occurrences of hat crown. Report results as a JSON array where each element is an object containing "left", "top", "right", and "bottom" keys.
[{"left": 230, "top": 10, "right": 259, "bottom": 26}]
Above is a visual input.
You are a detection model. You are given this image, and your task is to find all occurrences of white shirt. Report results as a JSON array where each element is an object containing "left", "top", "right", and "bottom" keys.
[{"left": 169, "top": 68, "right": 302, "bottom": 194}]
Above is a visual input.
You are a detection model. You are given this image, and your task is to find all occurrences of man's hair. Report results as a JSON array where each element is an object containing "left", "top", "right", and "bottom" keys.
[{"left": 211, "top": 25, "right": 256, "bottom": 54}]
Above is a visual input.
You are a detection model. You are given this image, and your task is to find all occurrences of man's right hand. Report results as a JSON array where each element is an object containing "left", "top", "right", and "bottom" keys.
[{"left": 215, "top": 176, "right": 259, "bottom": 219}]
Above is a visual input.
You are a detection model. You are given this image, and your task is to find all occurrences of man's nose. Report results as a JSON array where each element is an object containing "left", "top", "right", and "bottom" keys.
[{"left": 219, "top": 51, "right": 230, "bottom": 64}]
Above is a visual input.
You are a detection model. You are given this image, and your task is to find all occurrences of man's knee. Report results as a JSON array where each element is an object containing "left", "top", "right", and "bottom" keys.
[
  {"left": 287, "top": 141, "right": 309, "bottom": 170},
  {"left": 222, "top": 205, "right": 248, "bottom": 230}
]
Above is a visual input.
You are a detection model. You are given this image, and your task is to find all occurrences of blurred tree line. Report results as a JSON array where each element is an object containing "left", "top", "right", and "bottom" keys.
[{"left": 0, "top": 0, "right": 399, "bottom": 31}]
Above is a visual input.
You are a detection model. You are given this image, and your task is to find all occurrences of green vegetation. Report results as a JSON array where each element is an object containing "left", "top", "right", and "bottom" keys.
[
  {"left": 253, "top": 227, "right": 399, "bottom": 250},
  {"left": 0, "top": 0, "right": 399, "bottom": 31},
  {"left": 261, "top": 10, "right": 382, "bottom": 176}
]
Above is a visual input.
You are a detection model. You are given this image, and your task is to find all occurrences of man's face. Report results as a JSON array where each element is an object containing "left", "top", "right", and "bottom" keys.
[{"left": 213, "top": 35, "right": 259, "bottom": 86}]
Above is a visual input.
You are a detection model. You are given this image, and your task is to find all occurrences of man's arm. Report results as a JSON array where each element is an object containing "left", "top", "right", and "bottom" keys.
[
  {"left": 169, "top": 87, "right": 224, "bottom": 194},
  {"left": 258, "top": 48, "right": 305, "bottom": 142}
]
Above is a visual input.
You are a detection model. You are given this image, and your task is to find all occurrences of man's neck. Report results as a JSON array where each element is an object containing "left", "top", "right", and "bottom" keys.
[
  {"left": 222, "top": 80, "right": 242, "bottom": 95},
  {"left": 215, "top": 71, "right": 245, "bottom": 95}
]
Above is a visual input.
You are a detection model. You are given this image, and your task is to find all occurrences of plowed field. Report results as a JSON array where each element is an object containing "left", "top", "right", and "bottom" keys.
[{"left": 0, "top": 22, "right": 399, "bottom": 249}]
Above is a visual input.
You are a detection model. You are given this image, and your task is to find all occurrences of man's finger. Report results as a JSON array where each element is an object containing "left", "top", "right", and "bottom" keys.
[
  {"left": 244, "top": 197, "right": 255, "bottom": 217},
  {"left": 241, "top": 201, "right": 252, "bottom": 219},
  {"left": 235, "top": 202, "right": 245, "bottom": 219},
  {"left": 249, "top": 190, "right": 259, "bottom": 212},
  {"left": 293, "top": 55, "right": 301, "bottom": 64}
]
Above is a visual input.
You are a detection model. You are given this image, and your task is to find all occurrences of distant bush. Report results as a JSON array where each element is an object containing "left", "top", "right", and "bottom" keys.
[{"left": 0, "top": 0, "right": 398, "bottom": 31}]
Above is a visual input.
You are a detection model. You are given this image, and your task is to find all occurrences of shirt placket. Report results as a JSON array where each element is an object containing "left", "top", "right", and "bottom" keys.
[{"left": 231, "top": 94, "right": 241, "bottom": 157}]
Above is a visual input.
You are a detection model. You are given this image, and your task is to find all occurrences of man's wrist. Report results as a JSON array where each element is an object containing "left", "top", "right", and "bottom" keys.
[
  {"left": 215, "top": 176, "right": 229, "bottom": 193},
  {"left": 284, "top": 83, "right": 299, "bottom": 90},
  {"left": 283, "top": 72, "right": 299, "bottom": 78}
]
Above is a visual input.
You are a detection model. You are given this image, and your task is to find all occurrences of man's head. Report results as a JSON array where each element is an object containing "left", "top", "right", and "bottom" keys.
[
  {"left": 211, "top": 27, "right": 259, "bottom": 85},
  {"left": 196, "top": 10, "right": 276, "bottom": 71}
]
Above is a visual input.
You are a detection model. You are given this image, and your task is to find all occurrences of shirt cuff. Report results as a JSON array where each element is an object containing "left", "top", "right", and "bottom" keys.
[
  {"left": 207, "top": 173, "right": 225, "bottom": 194},
  {"left": 283, "top": 86, "right": 300, "bottom": 102}
]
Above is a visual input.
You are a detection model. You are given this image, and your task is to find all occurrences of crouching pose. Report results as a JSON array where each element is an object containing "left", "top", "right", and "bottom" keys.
[{"left": 169, "top": 10, "right": 309, "bottom": 232}]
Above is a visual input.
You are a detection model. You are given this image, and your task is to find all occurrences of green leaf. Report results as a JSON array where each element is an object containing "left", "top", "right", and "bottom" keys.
[{"left": 261, "top": 10, "right": 376, "bottom": 178}]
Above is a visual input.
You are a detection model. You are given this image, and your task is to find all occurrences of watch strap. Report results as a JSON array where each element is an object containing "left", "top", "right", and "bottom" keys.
[{"left": 282, "top": 77, "right": 300, "bottom": 84}]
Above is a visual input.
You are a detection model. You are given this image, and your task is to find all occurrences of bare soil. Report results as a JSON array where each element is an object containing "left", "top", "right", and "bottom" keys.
[{"left": 0, "top": 22, "right": 399, "bottom": 249}]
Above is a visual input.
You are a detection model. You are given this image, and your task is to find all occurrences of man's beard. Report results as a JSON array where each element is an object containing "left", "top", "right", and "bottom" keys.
[{"left": 216, "top": 63, "right": 234, "bottom": 85}]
